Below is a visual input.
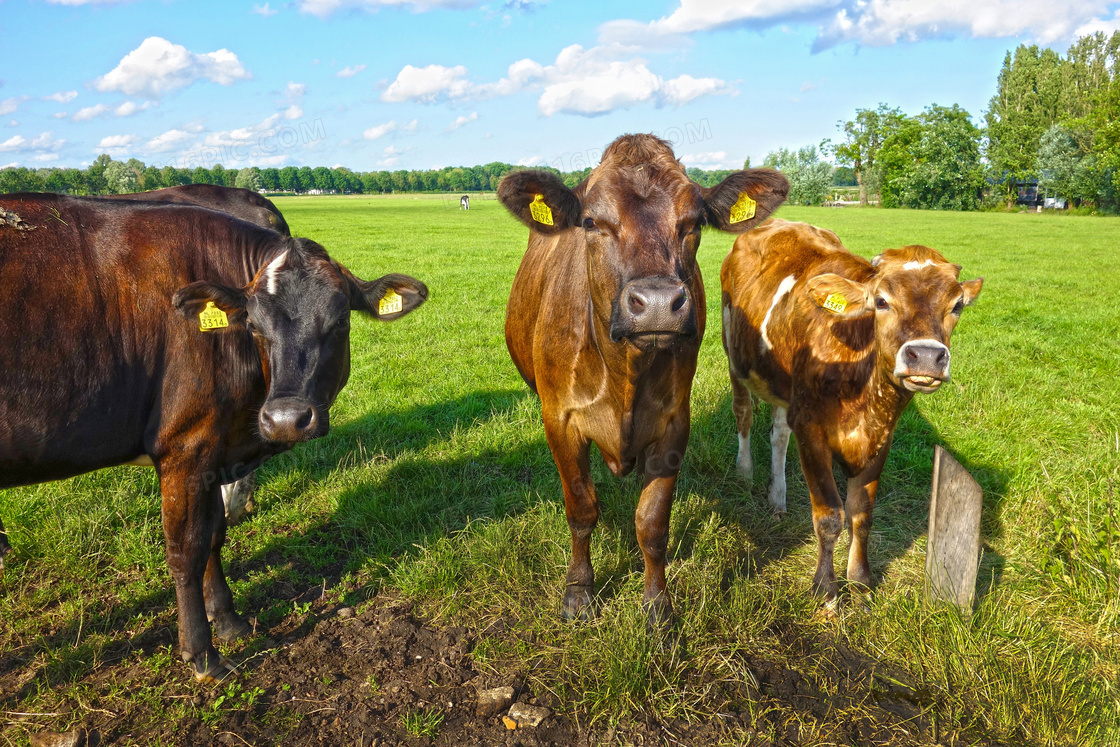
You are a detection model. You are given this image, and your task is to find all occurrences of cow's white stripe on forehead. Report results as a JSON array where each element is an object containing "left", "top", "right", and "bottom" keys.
[
  {"left": 760, "top": 274, "right": 796, "bottom": 352},
  {"left": 264, "top": 250, "right": 289, "bottom": 295},
  {"left": 902, "top": 259, "right": 935, "bottom": 270}
]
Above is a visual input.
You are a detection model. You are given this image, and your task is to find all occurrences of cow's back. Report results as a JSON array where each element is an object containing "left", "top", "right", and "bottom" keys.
[{"left": 0, "top": 195, "right": 267, "bottom": 487}]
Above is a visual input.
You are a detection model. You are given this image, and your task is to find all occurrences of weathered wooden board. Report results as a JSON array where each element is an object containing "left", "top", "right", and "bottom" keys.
[{"left": 925, "top": 445, "right": 983, "bottom": 610}]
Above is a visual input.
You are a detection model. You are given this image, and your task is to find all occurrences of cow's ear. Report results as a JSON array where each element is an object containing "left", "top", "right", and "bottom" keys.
[
  {"left": 498, "top": 170, "right": 581, "bottom": 234},
  {"left": 173, "top": 282, "right": 249, "bottom": 332},
  {"left": 806, "top": 273, "right": 873, "bottom": 319},
  {"left": 702, "top": 169, "right": 789, "bottom": 233},
  {"left": 961, "top": 277, "right": 983, "bottom": 307},
  {"left": 347, "top": 272, "right": 428, "bottom": 321}
]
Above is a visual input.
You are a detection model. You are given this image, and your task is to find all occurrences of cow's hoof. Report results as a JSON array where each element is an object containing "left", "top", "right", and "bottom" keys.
[
  {"left": 560, "top": 586, "right": 594, "bottom": 621},
  {"left": 209, "top": 611, "right": 253, "bottom": 644},
  {"left": 643, "top": 596, "right": 674, "bottom": 630},
  {"left": 191, "top": 652, "right": 237, "bottom": 684}
]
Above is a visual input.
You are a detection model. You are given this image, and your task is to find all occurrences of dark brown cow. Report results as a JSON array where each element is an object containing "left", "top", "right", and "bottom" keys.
[
  {"left": 0, "top": 193, "right": 426, "bottom": 681},
  {"left": 102, "top": 185, "right": 292, "bottom": 524},
  {"left": 500, "top": 134, "right": 788, "bottom": 624},
  {"left": 721, "top": 219, "right": 983, "bottom": 603},
  {"left": 105, "top": 183, "right": 291, "bottom": 235}
]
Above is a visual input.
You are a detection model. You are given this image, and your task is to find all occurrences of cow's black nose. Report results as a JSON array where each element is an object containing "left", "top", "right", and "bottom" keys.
[
  {"left": 259, "top": 398, "right": 321, "bottom": 443},
  {"left": 614, "top": 277, "right": 694, "bottom": 338},
  {"left": 899, "top": 342, "right": 950, "bottom": 377}
]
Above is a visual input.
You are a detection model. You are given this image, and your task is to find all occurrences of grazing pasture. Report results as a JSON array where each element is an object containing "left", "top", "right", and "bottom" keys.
[{"left": 1, "top": 195, "right": 1117, "bottom": 745}]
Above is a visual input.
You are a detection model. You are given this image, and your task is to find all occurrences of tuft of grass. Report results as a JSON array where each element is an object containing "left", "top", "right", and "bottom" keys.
[{"left": 400, "top": 706, "right": 444, "bottom": 738}]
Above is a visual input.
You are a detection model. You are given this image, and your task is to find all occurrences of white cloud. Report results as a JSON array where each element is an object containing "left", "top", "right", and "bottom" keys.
[
  {"left": 815, "top": 0, "right": 1120, "bottom": 49},
  {"left": 252, "top": 2, "right": 280, "bottom": 15},
  {"left": 53, "top": 112, "right": 70, "bottom": 119},
  {"left": 446, "top": 111, "right": 478, "bottom": 131},
  {"left": 0, "top": 135, "right": 27, "bottom": 152},
  {"left": 114, "top": 100, "right": 155, "bottom": 116},
  {"left": 1, "top": 162, "right": 19, "bottom": 169},
  {"left": 681, "top": 150, "right": 729, "bottom": 167},
  {"left": 93, "top": 36, "right": 251, "bottom": 98},
  {"left": 145, "top": 128, "right": 194, "bottom": 152},
  {"left": 337, "top": 64, "right": 367, "bottom": 78},
  {"left": 31, "top": 153, "right": 61, "bottom": 162},
  {"left": 0, "top": 97, "right": 28, "bottom": 116},
  {"left": 599, "top": 0, "right": 835, "bottom": 45},
  {"left": 534, "top": 45, "right": 730, "bottom": 116},
  {"left": 381, "top": 45, "right": 730, "bottom": 115},
  {"left": 600, "top": 0, "right": 1120, "bottom": 51},
  {"left": 7, "top": 121, "right": 17, "bottom": 128},
  {"left": 73, "top": 103, "right": 110, "bottom": 122},
  {"left": 800, "top": 78, "right": 824, "bottom": 93},
  {"left": 1, "top": 131, "right": 66, "bottom": 154},
  {"left": 97, "top": 134, "right": 138, "bottom": 155},
  {"left": 283, "top": 105, "right": 303, "bottom": 120},
  {"left": 44, "top": 90, "right": 78, "bottom": 103},
  {"left": 381, "top": 64, "right": 473, "bottom": 103},
  {"left": 299, "top": 0, "right": 479, "bottom": 18},
  {"left": 363, "top": 118, "right": 419, "bottom": 139},
  {"left": 516, "top": 155, "right": 544, "bottom": 166},
  {"left": 284, "top": 82, "right": 306, "bottom": 100}
]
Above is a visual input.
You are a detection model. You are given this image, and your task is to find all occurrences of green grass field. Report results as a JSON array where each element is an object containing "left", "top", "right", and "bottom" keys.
[{"left": 2, "top": 195, "right": 1118, "bottom": 745}]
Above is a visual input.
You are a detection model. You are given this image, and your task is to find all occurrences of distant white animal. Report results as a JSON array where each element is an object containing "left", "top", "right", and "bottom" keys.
[{"left": 460, "top": 195, "right": 470, "bottom": 210}]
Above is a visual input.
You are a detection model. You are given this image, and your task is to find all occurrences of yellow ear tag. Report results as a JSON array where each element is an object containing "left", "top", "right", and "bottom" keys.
[
  {"left": 529, "top": 194, "right": 554, "bottom": 226},
  {"left": 822, "top": 293, "right": 847, "bottom": 314},
  {"left": 728, "top": 192, "right": 757, "bottom": 224},
  {"left": 199, "top": 301, "right": 229, "bottom": 331},
  {"left": 378, "top": 289, "right": 403, "bottom": 315}
]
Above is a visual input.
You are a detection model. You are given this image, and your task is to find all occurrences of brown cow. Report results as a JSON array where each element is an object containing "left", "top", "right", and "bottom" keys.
[
  {"left": 0, "top": 193, "right": 427, "bottom": 681},
  {"left": 102, "top": 184, "right": 292, "bottom": 525},
  {"left": 500, "top": 134, "right": 788, "bottom": 624},
  {"left": 104, "top": 183, "right": 291, "bottom": 235},
  {"left": 721, "top": 219, "right": 983, "bottom": 602}
]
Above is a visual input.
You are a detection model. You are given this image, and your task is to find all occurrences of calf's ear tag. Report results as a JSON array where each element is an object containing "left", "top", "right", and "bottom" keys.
[
  {"left": 822, "top": 293, "right": 847, "bottom": 314},
  {"left": 529, "top": 194, "right": 554, "bottom": 226},
  {"left": 729, "top": 192, "right": 757, "bottom": 224},
  {"left": 379, "top": 288, "right": 403, "bottom": 315},
  {"left": 199, "top": 301, "right": 229, "bottom": 331}
]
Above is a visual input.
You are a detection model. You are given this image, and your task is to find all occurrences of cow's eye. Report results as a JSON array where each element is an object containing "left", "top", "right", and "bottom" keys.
[
  {"left": 582, "top": 217, "right": 597, "bottom": 231},
  {"left": 875, "top": 297, "right": 889, "bottom": 310},
  {"left": 333, "top": 316, "right": 350, "bottom": 331},
  {"left": 951, "top": 299, "right": 964, "bottom": 315}
]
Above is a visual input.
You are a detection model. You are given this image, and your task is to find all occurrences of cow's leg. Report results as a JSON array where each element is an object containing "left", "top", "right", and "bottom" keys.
[
  {"left": 768, "top": 406, "right": 793, "bottom": 515},
  {"left": 636, "top": 419, "right": 688, "bottom": 628},
  {"left": 204, "top": 508, "right": 252, "bottom": 644},
  {"left": 845, "top": 438, "right": 890, "bottom": 590},
  {"left": 795, "top": 427, "right": 844, "bottom": 603},
  {"left": 543, "top": 414, "right": 598, "bottom": 621},
  {"left": 160, "top": 466, "right": 235, "bottom": 683},
  {"left": 221, "top": 472, "right": 256, "bottom": 526},
  {"left": 730, "top": 374, "right": 754, "bottom": 481},
  {"left": 0, "top": 517, "right": 10, "bottom": 572}
]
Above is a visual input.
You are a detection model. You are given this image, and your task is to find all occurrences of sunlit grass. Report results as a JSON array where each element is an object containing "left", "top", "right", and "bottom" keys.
[{"left": 2, "top": 197, "right": 1118, "bottom": 745}]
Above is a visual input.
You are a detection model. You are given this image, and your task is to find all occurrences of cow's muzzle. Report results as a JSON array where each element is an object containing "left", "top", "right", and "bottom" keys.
[
  {"left": 894, "top": 339, "right": 951, "bottom": 393},
  {"left": 610, "top": 277, "right": 695, "bottom": 345},
  {"left": 259, "top": 397, "right": 326, "bottom": 443}
]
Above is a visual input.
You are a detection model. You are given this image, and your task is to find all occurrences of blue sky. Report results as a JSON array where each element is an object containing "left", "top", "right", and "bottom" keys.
[{"left": 2, "top": 0, "right": 1119, "bottom": 173}]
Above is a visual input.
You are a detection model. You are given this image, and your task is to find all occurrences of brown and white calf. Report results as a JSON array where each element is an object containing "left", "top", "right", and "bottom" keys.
[
  {"left": 501, "top": 134, "right": 788, "bottom": 624},
  {"left": 720, "top": 220, "right": 983, "bottom": 601}
]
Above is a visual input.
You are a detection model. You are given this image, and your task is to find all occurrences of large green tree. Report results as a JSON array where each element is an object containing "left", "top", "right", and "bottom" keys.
[
  {"left": 763, "top": 145, "right": 832, "bottom": 206},
  {"left": 832, "top": 104, "right": 905, "bottom": 205},
  {"left": 879, "top": 105, "right": 985, "bottom": 211}
]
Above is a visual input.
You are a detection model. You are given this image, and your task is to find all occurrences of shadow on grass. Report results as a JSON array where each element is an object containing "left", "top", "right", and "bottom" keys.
[{"left": 682, "top": 388, "right": 1012, "bottom": 606}]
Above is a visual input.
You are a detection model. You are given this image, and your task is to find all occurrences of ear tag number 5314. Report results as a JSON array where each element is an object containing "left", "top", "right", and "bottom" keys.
[{"left": 379, "top": 289, "right": 403, "bottom": 315}]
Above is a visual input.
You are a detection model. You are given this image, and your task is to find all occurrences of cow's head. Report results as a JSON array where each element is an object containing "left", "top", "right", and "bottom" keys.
[
  {"left": 173, "top": 239, "right": 427, "bottom": 443},
  {"left": 806, "top": 246, "right": 983, "bottom": 393},
  {"left": 499, "top": 134, "right": 788, "bottom": 351}
]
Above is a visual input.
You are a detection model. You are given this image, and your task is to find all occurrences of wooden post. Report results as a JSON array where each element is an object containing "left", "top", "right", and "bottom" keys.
[{"left": 925, "top": 445, "right": 983, "bottom": 611}]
